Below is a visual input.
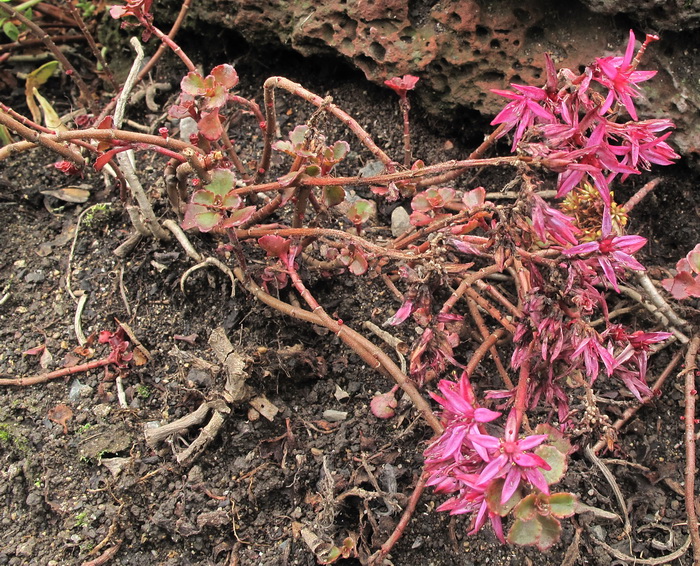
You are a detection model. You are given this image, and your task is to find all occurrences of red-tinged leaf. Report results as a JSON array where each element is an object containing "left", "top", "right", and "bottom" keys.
[
  {"left": 48, "top": 403, "right": 73, "bottom": 434},
  {"left": 332, "top": 140, "right": 350, "bottom": 161},
  {"left": 507, "top": 517, "right": 541, "bottom": 546},
  {"left": 211, "top": 64, "right": 238, "bottom": 89},
  {"left": 687, "top": 245, "right": 700, "bottom": 274},
  {"left": 549, "top": 492, "right": 577, "bottom": 518},
  {"left": 202, "top": 84, "right": 227, "bottom": 110},
  {"left": 411, "top": 193, "right": 432, "bottom": 212},
  {"left": 485, "top": 478, "right": 522, "bottom": 516},
  {"left": 195, "top": 211, "right": 222, "bottom": 232},
  {"left": 222, "top": 192, "right": 242, "bottom": 209},
  {"left": 220, "top": 206, "right": 256, "bottom": 228},
  {"left": 198, "top": 110, "right": 223, "bottom": 141},
  {"left": 535, "top": 445, "right": 567, "bottom": 485},
  {"left": 277, "top": 170, "right": 303, "bottom": 187},
  {"left": 94, "top": 147, "right": 127, "bottom": 171},
  {"left": 322, "top": 185, "right": 345, "bottom": 207},
  {"left": 370, "top": 390, "right": 397, "bottom": 419},
  {"left": 348, "top": 252, "right": 368, "bottom": 275},
  {"left": 534, "top": 515, "right": 561, "bottom": 551},
  {"left": 661, "top": 273, "right": 695, "bottom": 300},
  {"left": 96, "top": 116, "right": 113, "bottom": 129},
  {"left": 205, "top": 168, "right": 236, "bottom": 196},
  {"left": 346, "top": 199, "right": 374, "bottom": 225},
  {"left": 192, "top": 189, "right": 217, "bottom": 206},
  {"left": 513, "top": 493, "right": 538, "bottom": 521},
  {"left": 182, "top": 203, "right": 207, "bottom": 230},
  {"left": 463, "top": 186, "right": 487, "bottom": 209},
  {"left": 289, "top": 124, "right": 309, "bottom": 146},
  {"left": 259, "top": 235, "right": 290, "bottom": 260},
  {"left": 23, "top": 344, "right": 46, "bottom": 356},
  {"left": 409, "top": 210, "right": 433, "bottom": 227},
  {"left": 181, "top": 71, "right": 210, "bottom": 95}
]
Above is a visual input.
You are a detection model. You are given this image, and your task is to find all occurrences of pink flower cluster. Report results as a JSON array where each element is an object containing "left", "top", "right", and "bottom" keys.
[
  {"left": 491, "top": 31, "right": 678, "bottom": 219},
  {"left": 509, "top": 284, "right": 671, "bottom": 423},
  {"left": 424, "top": 373, "right": 551, "bottom": 540}
]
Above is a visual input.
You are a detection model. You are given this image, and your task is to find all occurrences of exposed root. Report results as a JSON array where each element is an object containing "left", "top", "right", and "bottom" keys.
[{"left": 180, "top": 257, "right": 237, "bottom": 298}]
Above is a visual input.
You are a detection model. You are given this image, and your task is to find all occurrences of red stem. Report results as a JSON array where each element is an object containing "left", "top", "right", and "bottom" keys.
[
  {"left": 683, "top": 336, "right": 700, "bottom": 564},
  {"left": 0, "top": 358, "right": 111, "bottom": 386}
]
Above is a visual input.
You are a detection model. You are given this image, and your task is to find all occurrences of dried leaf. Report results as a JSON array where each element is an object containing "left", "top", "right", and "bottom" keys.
[
  {"left": 40, "top": 187, "right": 90, "bottom": 203},
  {"left": 32, "top": 88, "right": 67, "bottom": 131},
  {"left": 249, "top": 396, "right": 279, "bottom": 421},
  {"left": 48, "top": 403, "right": 73, "bottom": 434},
  {"left": 39, "top": 345, "right": 53, "bottom": 369},
  {"left": 333, "top": 384, "right": 349, "bottom": 401}
]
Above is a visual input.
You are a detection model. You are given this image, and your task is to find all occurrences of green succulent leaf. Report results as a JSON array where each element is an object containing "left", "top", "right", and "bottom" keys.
[
  {"left": 332, "top": 140, "right": 350, "bottom": 161},
  {"left": 534, "top": 423, "right": 572, "bottom": 456},
  {"left": 507, "top": 514, "right": 562, "bottom": 551},
  {"left": 26, "top": 60, "right": 59, "bottom": 86},
  {"left": 3, "top": 20, "right": 19, "bottom": 41},
  {"left": 194, "top": 211, "right": 222, "bottom": 232},
  {"left": 347, "top": 199, "right": 374, "bottom": 225},
  {"left": 222, "top": 192, "right": 242, "bottom": 209},
  {"left": 485, "top": 478, "right": 522, "bottom": 516},
  {"left": 305, "top": 164, "right": 321, "bottom": 177},
  {"left": 507, "top": 517, "right": 541, "bottom": 546},
  {"left": 322, "top": 185, "right": 345, "bottom": 207},
  {"left": 272, "top": 140, "right": 295, "bottom": 155},
  {"left": 181, "top": 71, "right": 210, "bottom": 95},
  {"left": 535, "top": 515, "right": 562, "bottom": 551},
  {"left": 548, "top": 492, "right": 577, "bottom": 518},
  {"left": 289, "top": 125, "right": 309, "bottom": 147},
  {"left": 535, "top": 445, "right": 568, "bottom": 486},
  {"left": 205, "top": 169, "right": 236, "bottom": 196},
  {"left": 192, "top": 189, "right": 217, "bottom": 206},
  {"left": 513, "top": 493, "right": 538, "bottom": 521}
]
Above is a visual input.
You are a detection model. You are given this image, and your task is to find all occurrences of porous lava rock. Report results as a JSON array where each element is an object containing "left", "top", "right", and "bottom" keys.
[{"left": 187, "top": 0, "right": 700, "bottom": 159}]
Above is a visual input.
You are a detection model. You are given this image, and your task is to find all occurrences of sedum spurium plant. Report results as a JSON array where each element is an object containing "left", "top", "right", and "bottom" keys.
[{"left": 1, "top": 3, "right": 695, "bottom": 557}]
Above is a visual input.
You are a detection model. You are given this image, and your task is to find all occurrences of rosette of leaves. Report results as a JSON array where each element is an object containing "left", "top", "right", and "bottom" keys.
[
  {"left": 346, "top": 199, "right": 375, "bottom": 229},
  {"left": 506, "top": 492, "right": 576, "bottom": 550},
  {"left": 273, "top": 125, "right": 350, "bottom": 206},
  {"left": 338, "top": 245, "right": 368, "bottom": 275},
  {"left": 169, "top": 64, "right": 238, "bottom": 141},
  {"left": 410, "top": 187, "right": 457, "bottom": 226},
  {"left": 182, "top": 169, "right": 256, "bottom": 232}
]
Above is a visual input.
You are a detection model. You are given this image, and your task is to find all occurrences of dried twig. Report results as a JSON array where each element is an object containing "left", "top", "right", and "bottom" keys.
[
  {"left": 585, "top": 446, "right": 631, "bottom": 536},
  {"left": 593, "top": 532, "right": 690, "bottom": 565}
]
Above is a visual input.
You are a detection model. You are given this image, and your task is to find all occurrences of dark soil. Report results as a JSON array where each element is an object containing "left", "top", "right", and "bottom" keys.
[{"left": 1, "top": 37, "right": 699, "bottom": 566}]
